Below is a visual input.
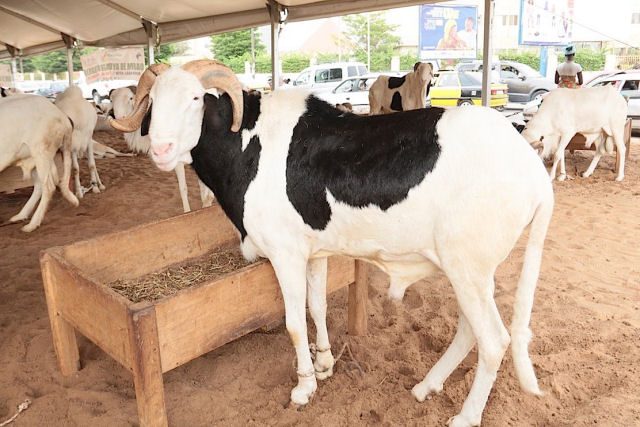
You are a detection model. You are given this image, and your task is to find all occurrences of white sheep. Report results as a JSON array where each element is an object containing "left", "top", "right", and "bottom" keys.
[
  {"left": 54, "top": 86, "right": 104, "bottom": 197},
  {"left": 0, "top": 94, "right": 78, "bottom": 231},
  {"left": 109, "top": 86, "right": 213, "bottom": 212},
  {"left": 369, "top": 62, "right": 433, "bottom": 114},
  {"left": 521, "top": 85, "right": 628, "bottom": 181},
  {"left": 112, "top": 61, "right": 554, "bottom": 427}
]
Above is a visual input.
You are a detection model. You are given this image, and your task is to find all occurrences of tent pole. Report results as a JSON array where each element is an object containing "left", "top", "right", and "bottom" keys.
[
  {"left": 148, "top": 39, "right": 154, "bottom": 65},
  {"left": 268, "top": 1, "right": 287, "bottom": 91},
  {"left": 142, "top": 19, "right": 157, "bottom": 66},
  {"left": 62, "top": 34, "right": 76, "bottom": 87},
  {"left": 481, "top": 0, "right": 494, "bottom": 107}
]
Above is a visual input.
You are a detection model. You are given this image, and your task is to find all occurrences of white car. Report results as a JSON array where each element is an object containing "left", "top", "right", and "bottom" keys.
[
  {"left": 291, "top": 62, "right": 368, "bottom": 94},
  {"left": 316, "top": 75, "right": 381, "bottom": 114},
  {"left": 586, "top": 70, "right": 640, "bottom": 131},
  {"left": 76, "top": 73, "right": 138, "bottom": 102}
]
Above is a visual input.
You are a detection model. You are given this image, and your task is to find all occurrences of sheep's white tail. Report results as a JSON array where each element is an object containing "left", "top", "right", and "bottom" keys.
[{"left": 510, "top": 190, "right": 554, "bottom": 396}]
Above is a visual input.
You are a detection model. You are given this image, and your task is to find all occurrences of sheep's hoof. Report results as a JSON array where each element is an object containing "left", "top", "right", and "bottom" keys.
[
  {"left": 21, "top": 222, "right": 39, "bottom": 233},
  {"left": 9, "top": 214, "right": 27, "bottom": 223},
  {"left": 99, "top": 184, "right": 106, "bottom": 191},
  {"left": 615, "top": 175, "right": 624, "bottom": 182},
  {"left": 556, "top": 174, "right": 566, "bottom": 182},
  {"left": 446, "top": 414, "right": 478, "bottom": 427},
  {"left": 412, "top": 381, "right": 443, "bottom": 402},
  {"left": 581, "top": 171, "right": 591, "bottom": 178}
]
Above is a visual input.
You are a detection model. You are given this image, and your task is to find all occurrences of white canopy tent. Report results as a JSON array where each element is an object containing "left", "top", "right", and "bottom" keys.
[{"left": 0, "top": 0, "right": 495, "bottom": 105}]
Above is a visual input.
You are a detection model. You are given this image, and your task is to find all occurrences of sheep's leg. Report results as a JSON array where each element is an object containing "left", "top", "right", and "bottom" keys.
[
  {"left": 272, "top": 257, "right": 316, "bottom": 405},
  {"left": 174, "top": 162, "right": 191, "bottom": 212},
  {"left": 306, "top": 257, "right": 334, "bottom": 380},
  {"left": 611, "top": 127, "right": 626, "bottom": 181},
  {"left": 87, "top": 140, "right": 105, "bottom": 192},
  {"left": 444, "top": 274, "right": 509, "bottom": 427},
  {"left": 582, "top": 143, "right": 605, "bottom": 178},
  {"left": 10, "top": 170, "right": 42, "bottom": 222},
  {"left": 551, "top": 135, "right": 572, "bottom": 181},
  {"left": 58, "top": 147, "right": 79, "bottom": 206},
  {"left": 198, "top": 179, "right": 215, "bottom": 208},
  {"left": 412, "top": 314, "right": 475, "bottom": 401},
  {"left": 22, "top": 158, "right": 56, "bottom": 232},
  {"left": 71, "top": 151, "right": 83, "bottom": 199}
]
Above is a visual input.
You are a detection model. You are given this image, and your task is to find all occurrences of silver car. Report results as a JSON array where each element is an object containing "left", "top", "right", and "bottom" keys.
[{"left": 586, "top": 71, "right": 640, "bottom": 131}]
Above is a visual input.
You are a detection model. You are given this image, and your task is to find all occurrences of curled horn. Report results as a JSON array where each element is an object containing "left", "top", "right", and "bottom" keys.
[
  {"left": 181, "top": 60, "right": 244, "bottom": 132},
  {"left": 110, "top": 63, "right": 170, "bottom": 132}
]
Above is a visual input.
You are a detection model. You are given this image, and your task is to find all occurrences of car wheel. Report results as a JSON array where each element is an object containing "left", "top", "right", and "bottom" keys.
[
  {"left": 531, "top": 90, "right": 547, "bottom": 103},
  {"left": 92, "top": 90, "right": 101, "bottom": 104},
  {"left": 457, "top": 99, "right": 473, "bottom": 107}
]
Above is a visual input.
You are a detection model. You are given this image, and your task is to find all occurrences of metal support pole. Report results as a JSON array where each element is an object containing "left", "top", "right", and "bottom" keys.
[
  {"left": 6, "top": 44, "right": 18, "bottom": 87},
  {"left": 481, "top": 0, "right": 494, "bottom": 107},
  {"left": 142, "top": 19, "right": 158, "bottom": 66},
  {"left": 367, "top": 13, "right": 371, "bottom": 71},
  {"left": 268, "top": 1, "right": 287, "bottom": 90},
  {"left": 62, "top": 33, "right": 76, "bottom": 86},
  {"left": 18, "top": 56, "right": 23, "bottom": 74}
]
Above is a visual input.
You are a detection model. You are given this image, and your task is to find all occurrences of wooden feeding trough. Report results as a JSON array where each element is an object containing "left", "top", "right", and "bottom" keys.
[
  {"left": 566, "top": 118, "right": 633, "bottom": 173},
  {"left": 40, "top": 205, "right": 368, "bottom": 426}
]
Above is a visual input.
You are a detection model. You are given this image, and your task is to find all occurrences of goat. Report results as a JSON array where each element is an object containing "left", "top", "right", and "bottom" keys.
[
  {"left": 109, "top": 86, "right": 213, "bottom": 212},
  {"left": 521, "top": 86, "right": 627, "bottom": 181},
  {"left": 54, "top": 86, "right": 105, "bottom": 197},
  {"left": 112, "top": 60, "right": 554, "bottom": 427},
  {"left": 0, "top": 94, "right": 78, "bottom": 231},
  {"left": 369, "top": 62, "right": 433, "bottom": 115}
]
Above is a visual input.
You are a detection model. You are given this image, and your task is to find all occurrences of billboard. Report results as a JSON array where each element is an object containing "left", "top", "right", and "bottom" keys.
[
  {"left": 419, "top": 5, "right": 478, "bottom": 60},
  {"left": 519, "top": 0, "right": 575, "bottom": 45},
  {"left": 80, "top": 48, "right": 145, "bottom": 84},
  {"left": 0, "top": 63, "right": 13, "bottom": 87}
]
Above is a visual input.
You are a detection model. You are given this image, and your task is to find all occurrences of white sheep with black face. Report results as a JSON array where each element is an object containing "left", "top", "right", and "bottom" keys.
[
  {"left": 112, "top": 60, "right": 554, "bottom": 427},
  {"left": 109, "top": 85, "right": 213, "bottom": 212}
]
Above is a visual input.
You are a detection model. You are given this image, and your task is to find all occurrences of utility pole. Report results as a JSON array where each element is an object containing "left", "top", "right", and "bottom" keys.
[
  {"left": 250, "top": 27, "right": 256, "bottom": 78},
  {"left": 367, "top": 13, "right": 371, "bottom": 71}
]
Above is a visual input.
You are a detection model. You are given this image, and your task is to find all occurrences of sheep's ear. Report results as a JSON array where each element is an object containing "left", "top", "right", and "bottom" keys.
[
  {"left": 108, "top": 88, "right": 116, "bottom": 100},
  {"left": 141, "top": 104, "right": 153, "bottom": 136}
]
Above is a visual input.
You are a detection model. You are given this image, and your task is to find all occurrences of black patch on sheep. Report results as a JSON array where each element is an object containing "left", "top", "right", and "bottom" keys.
[
  {"left": 512, "top": 123, "right": 526, "bottom": 133},
  {"left": 0, "top": 87, "right": 6, "bottom": 97},
  {"left": 189, "top": 92, "right": 262, "bottom": 239},
  {"left": 387, "top": 75, "right": 406, "bottom": 90},
  {"left": 141, "top": 104, "right": 152, "bottom": 136},
  {"left": 390, "top": 92, "right": 404, "bottom": 111},
  {"left": 286, "top": 95, "right": 444, "bottom": 230}
]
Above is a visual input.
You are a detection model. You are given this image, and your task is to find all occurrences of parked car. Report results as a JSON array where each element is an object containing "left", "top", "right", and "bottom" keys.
[
  {"left": 429, "top": 70, "right": 508, "bottom": 109},
  {"left": 316, "top": 74, "right": 380, "bottom": 114},
  {"left": 35, "top": 81, "right": 69, "bottom": 99},
  {"left": 291, "top": 62, "right": 368, "bottom": 94},
  {"left": 457, "top": 60, "right": 556, "bottom": 103},
  {"left": 586, "top": 70, "right": 640, "bottom": 130}
]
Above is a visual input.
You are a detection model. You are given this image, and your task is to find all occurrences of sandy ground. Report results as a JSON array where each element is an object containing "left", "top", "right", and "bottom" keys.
[{"left": 0, "top": 130, "right": 639, "bottom": 427}]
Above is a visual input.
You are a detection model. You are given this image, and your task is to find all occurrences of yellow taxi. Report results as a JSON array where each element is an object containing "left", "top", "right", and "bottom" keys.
[{"left": 429, "top": 70, "right": 508, "bottom": 109}]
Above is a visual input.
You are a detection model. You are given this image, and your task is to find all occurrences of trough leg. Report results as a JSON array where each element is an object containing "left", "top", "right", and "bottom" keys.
[
  {"left": 41, "top": 256, "right": 80, "bottom": 376},
  {"left": 348, "top": 260, "right": 368, "bottom": 336},
  {"left": 127, "top": 306, "right": 167, "bottom": 427}
]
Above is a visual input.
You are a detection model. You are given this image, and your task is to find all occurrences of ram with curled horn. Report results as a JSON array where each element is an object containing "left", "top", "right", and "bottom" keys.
[{"left": 110, "top": 56, "right": 555, "bottom": 427}]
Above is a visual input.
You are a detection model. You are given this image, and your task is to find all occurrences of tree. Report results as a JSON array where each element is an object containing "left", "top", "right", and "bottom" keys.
[
  {"left": 144, "top": 42, "right": 186, "bottom": 64},
  {"left": 342, "top": 13, "right": 400, "bottom": 72},
  {"left": 210, "top": 29, "right": 265, "bottom": 62},
  {"left": 30, "top": 49, "right": 84, "bottom": 73}
]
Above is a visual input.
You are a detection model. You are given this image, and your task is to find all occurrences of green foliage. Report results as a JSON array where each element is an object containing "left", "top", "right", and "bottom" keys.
[
  {"left": 143, "top": 43, "right": 186, "bottom": 64},
  {"left": 316, "top": 52, "right": 339, "bottom": 64},
  {"left": 400, "top": 52, "right": 419, "bottom": 71},
  {"left": 498, "top": 50, "right": 540, "bottom": 70},
  {"left": 282, "top": 52, "right": 310, "bottom": 73},
  {"left": 29, "top": 49, "right": 84, "bottom": 73},
  {"left": 557, "top": 49, "right": 605, "bottom": 71},
  {"left": 255, "top": 54, "right": 272, "bottom": 73},
  {"left": 210, "top": 29, "right": 265, "bottom": 62},
  {"left": 342, "top": 12, "right": 400, "bottom": 72}
]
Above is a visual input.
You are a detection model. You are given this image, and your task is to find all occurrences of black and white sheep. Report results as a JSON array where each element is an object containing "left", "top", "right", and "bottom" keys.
[
  {"left": 112, "top": 60, "right": 554, "bottom": 427},
  {"left": 368, "top": 62, "right": 433, "bottom": 114}
]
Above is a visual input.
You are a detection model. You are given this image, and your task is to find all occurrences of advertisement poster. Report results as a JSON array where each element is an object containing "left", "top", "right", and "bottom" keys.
[
  {"left": 80, "top": 48, "right": 145, "bottom": 84},
  {"left": 419, "top": 5, "right": 478, "bottom": 60},
  {"left": 0, "top": 63, "right": 13, "bottom": 87},
  {"left": 519, "top": 0, "right": 574, "bottom": 45}
]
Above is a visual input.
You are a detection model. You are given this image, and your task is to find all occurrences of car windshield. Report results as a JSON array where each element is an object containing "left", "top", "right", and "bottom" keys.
[
  {"left": 513, "top": 63, "right": 542, "bottom": 78},
  {"left": 459, "top": 72, "right": 482, "bottom": 86}
]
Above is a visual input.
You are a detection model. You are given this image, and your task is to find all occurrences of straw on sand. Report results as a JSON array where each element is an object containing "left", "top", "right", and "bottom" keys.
[{"left": 108, "top": 245, "right": 253, "bottom": 303}]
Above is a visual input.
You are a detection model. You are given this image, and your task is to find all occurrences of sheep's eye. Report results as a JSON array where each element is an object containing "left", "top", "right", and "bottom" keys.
[{"left": 193, "top": 96, "right": 199, "bottom": 101}]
